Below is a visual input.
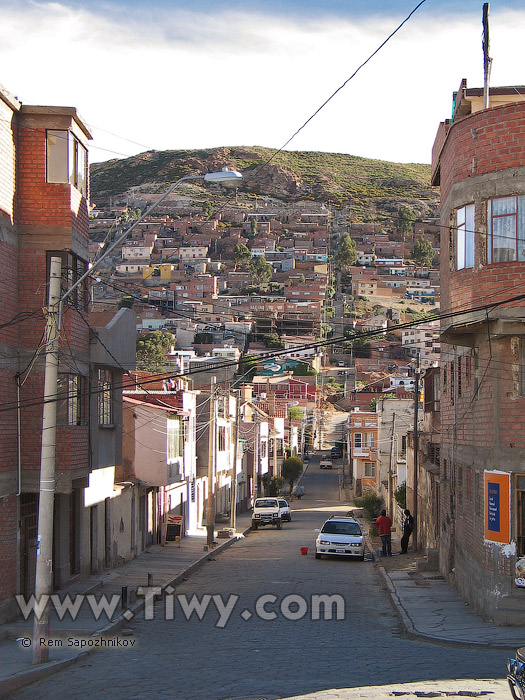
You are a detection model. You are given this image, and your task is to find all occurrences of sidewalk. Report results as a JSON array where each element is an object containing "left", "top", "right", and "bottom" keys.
[
  {"left": 0, "top": 513, "right": 253, "bottom": 699},
  {"left": 363, "top": 522, "right": 525, "bottom": 650}
]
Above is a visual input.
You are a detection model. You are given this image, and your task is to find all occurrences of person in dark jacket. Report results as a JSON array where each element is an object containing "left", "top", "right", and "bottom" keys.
[
  {"left": 401, "top": 508, "right": 414, "bottom": 554},
  {"left": 375, "top": 508, "right": 392, "bottom": 556}
]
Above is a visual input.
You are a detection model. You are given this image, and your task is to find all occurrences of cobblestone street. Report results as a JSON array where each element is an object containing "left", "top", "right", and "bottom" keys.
[{"left": 9, "top": 459, "right": 512, "bottom": 700}]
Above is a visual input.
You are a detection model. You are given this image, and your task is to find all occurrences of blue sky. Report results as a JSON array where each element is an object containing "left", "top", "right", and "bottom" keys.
[{"left": 1, "top": 1, "right": 524, "bottom": 166}]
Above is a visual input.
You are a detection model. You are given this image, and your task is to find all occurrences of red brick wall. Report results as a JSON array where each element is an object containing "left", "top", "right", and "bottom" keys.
[
  {"left": 0, "top": 496, "right": 17, "bottom": 602},
  {"left": 438, "top": 102, "right": 525, "bottom": 205}
]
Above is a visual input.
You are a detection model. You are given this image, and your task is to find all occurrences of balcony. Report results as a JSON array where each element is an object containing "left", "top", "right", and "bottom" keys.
[{"left": 352, "top": 447, "right": 377, "bottom": 458}]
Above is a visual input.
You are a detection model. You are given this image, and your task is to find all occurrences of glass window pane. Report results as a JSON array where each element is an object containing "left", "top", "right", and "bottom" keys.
[
  {"left": 46, "top": 130, "right": 68, "bottom": 183},
  {"left": 76, "top": 143, "right": 87, "bottom": 196},
  {"left": 457, "top": 221, "right": 466, "bottom": 270},
  {"left": 491, "top": 196, "right": 516, "bottom": 216},
  {"left": 465, "top": 203, "right": 475, "bottom": 268},
  {"left": 68, "top": 134, "right": 76, "bottom": 188},
  {"left": 518, "top": 197, "right": 525, "bottom": 261},
  {"left": 492, "top": 215, "right": 516, "bottom": 262}
]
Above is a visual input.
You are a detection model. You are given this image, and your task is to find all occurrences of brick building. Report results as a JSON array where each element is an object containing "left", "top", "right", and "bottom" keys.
[
  {"left": 0, "top": 87, "right": 93, "bottom": 620},
  {"left": 0, "top": 86, "right": 135, "bottom": 623},
  {"left": 431, "top": 79, "right": 525, "bottom": 623}
]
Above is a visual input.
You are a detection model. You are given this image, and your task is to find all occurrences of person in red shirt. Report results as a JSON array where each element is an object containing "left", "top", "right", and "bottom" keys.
[{"left": 376, "top": 508, "right": 393, "bottom": 556}]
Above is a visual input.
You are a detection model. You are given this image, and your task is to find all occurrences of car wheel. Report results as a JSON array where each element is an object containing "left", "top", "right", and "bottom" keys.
[
  {"left": 252, "top": 522, "right": 258, "bottom": 530},
  {"left": 315, "top": 552, "right": 321, "bottom": 559},
  {"left": 276, "top": 520, "right": 282, "bottom": 530},
  {"left": 358, "top": 555, "right": 365, "bottom": 561}
]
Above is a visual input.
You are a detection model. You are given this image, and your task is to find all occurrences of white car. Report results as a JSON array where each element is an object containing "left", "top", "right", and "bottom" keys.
[
  {"left": 252, "top": 498, "right": 283, "bottom": 530},
  {"left": 315, "top": 516, "right": 365, "bottom": 560},
  {"left": 278, "top": 499, "right": 291, "bottom": 522}
]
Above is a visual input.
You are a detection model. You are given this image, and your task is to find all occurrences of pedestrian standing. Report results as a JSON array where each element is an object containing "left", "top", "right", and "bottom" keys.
[
  {"left": 376, "top": 508, "right": 392, "bottom": 557},
  {"left": 401, "top": 508, "right": 414, "bottom": 554}
]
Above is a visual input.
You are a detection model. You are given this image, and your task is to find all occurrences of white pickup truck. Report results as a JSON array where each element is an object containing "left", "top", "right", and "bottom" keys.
[{"left": 251, "top": 497, "right": 283, "bottom": 530}]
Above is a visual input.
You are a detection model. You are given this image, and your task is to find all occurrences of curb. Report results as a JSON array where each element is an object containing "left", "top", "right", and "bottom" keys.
[
  {"left": 375, "top": 564, "right": 519, "bottom": 651},
  {"left": 0, "top": 526, "right": 251, "bottom": 699}
]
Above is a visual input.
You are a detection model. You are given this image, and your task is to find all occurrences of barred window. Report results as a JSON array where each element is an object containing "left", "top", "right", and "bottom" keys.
[
  {"left": 57, "top": 373, "right": 83, "bottom": 426},
  {"left": 218, "top": 426, "right": 226, "bottom": 452},
  {"left": 97, "top": 369, "right": 113, "bottom": 426}
]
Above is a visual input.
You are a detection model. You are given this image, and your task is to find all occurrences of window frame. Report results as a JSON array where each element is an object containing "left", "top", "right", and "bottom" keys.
[
  {"left": 364, "top": 461, "right": 376, "bottom": 477},
  {"left": 456, "top": 203, "right": 475, "bottom": 270},
  {"left": 46, "top": 129, "right": 88, "bottom": 197},
  {"left": 167, "top": 415, "right": 183, "bottom": 461},
  {"left": 57, "top": 373, "right": 84, "bottom": 426},
  {"left": 487, "top": 195, "right": 525, "bottom": 264},
  {"left": 97, "top": 369, "right": 113, "bottom": 426},
  {"left": 46, "top": 251, "right": 88, "bottom": 311}
]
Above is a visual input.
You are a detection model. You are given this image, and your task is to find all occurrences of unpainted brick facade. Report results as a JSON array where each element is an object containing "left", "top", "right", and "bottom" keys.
[
  {"left": 0, "top": 87, "right": 92, "bottom": 621},
  {"left": 432, "top": 84, "right": 525, "bottom": 623}
]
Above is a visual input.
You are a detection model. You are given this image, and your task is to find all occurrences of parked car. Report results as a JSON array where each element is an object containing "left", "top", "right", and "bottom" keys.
[
  {"left": 251, "top": 498, "right": 283, "bottom": 530},
  {"left": 278, "top": 499, "right": 292, "bottom": 522},
  {"left": 331, "top": 447, "right": 342, "bottom": 459},
  {"left": 315, "top": 516, "right": 365, "bottom": 560}
]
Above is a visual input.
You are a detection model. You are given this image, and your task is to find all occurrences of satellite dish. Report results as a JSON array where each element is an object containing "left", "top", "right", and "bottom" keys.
[{"left": 289, "top": 401, "right": 299, "bottom": 406}]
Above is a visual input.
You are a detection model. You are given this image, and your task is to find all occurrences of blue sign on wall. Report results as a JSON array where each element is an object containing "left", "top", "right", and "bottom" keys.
[{"left": 487, "top": 482, "right": 500, "bottom": 532}]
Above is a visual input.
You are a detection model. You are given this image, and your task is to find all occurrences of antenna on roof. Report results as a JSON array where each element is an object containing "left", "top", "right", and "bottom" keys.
[{"left": 482, "top": 3, "right": 492, "bottom": 109}]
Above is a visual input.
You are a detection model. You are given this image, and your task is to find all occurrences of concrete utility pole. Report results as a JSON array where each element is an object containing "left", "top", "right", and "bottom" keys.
[
  {"left": 412, "top": 353, "right": 421, "bottom": 551},
  {"left": 230, "top": 389, "right": 240, "bottom": 532},
  {"left": 32, "top": 257, "right": 61, "bottom": 664},
  {"left": 207, "top": 377, "right": 216, "bottom": 548},
  {"left": 483, "top": 3, "right": 492, "bottom": 109},
  {"left": 388, "top": 412, "right": 396, "bottom": 519}
]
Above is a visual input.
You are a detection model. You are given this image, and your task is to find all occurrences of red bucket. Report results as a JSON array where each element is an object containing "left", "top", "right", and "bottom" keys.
[{"left": 301, "top": 547, "right": 308, "bottom": 555}]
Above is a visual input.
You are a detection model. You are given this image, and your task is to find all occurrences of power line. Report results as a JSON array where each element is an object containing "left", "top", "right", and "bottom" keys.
[{"left": 3, "top": 289, "right": 525, "bottom": 416}]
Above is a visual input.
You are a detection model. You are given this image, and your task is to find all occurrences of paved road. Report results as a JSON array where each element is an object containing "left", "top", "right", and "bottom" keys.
[{"left": 12, "top": 454, "right": 510, "bottom": 700}]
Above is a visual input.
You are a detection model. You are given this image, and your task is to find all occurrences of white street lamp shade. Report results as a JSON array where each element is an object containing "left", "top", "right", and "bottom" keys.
[{"left": 203, "top": 170, "right": 243, "bottom": 186}]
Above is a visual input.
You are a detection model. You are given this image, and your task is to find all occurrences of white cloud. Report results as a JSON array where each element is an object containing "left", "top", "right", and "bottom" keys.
[{"left": 1, "top": 2, "right": 524, "bottom": 165}]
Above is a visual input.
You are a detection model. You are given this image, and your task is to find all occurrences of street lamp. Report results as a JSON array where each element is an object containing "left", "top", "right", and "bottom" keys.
[{"left": 32, "top": 169, "right": 243, "bottom": 662}]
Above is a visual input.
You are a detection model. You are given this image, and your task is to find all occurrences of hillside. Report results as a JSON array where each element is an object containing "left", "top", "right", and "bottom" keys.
[{"left": 90, "top": 146, "right": 439, "bottom": 220}]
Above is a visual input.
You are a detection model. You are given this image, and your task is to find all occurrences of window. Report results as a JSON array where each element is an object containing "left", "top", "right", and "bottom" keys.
[
  {"left": 521, "top": 340, "right": 525, "bottom": 398},
  {"left": 47, "top": 251, "right": 88, "bottom": 311},
  {"left": 167, "top": 416, "right": 183, "bottom": 460},
  {"left": 57, "top": 373, "right": 83, "bottom": 426},
  {"left": 97, "top": 370, "right": 113, "bottom": 426},
  {"left": 218, "top": 425, "right": 226, "bottom": 452},
  {"left": 456, "top": 204, "right": 475, "bottom": 269},
  {"left": 354, "top": 433, "right": 362, "bottom": 448},
  {"left": 488, "top": 196, "right": 525, "bottom": 263},
  {"left": 46, "top": 130, "right": 87, "bottom": 196},
  {"left": 364, "top": 462, "right": 375, "bottom": 477},
  {"left": 517, "top": 475, "right": 525, "bottom": 556}
]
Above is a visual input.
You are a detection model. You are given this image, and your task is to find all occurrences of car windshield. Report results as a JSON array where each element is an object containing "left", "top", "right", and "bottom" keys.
[
  {"left": 255, "top": 499, "right": 278, "bottom": 508},
  {"left": 321, "top": 522, "right": 361, "bottom": 536},
  {"left": 279, "top": 501, "right": 288, "bottom": 508}
]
